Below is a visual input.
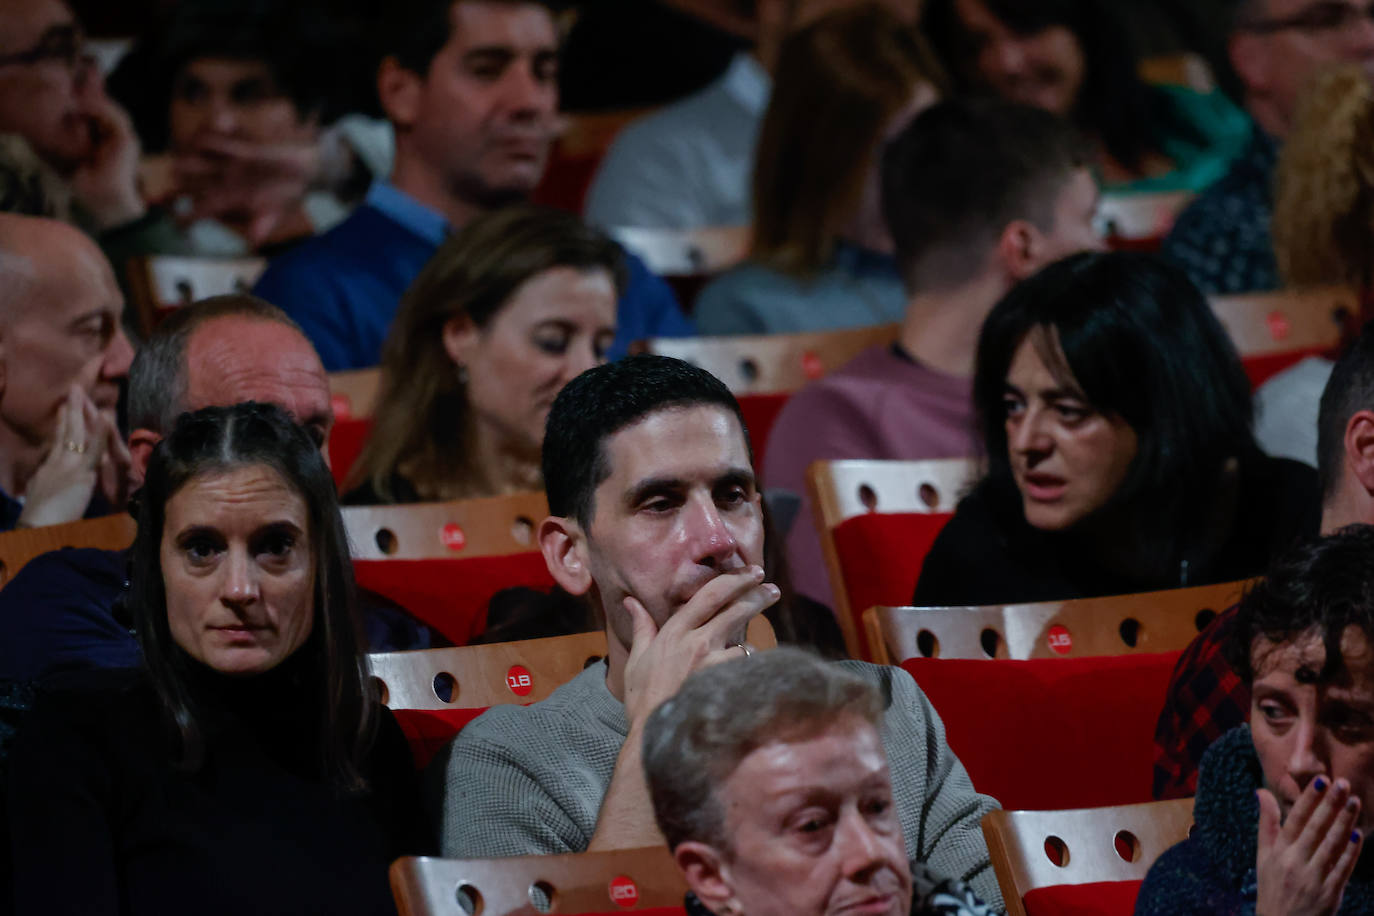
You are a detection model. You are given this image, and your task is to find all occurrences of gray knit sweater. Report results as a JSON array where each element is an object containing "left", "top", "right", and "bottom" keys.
[{"left": 427, "top": 659, "right": 1004, "bottom": 912}]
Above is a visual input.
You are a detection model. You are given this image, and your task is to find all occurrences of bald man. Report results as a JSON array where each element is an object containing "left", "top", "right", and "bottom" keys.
[{"left": 0, "top": 214, "right": 134, "bottom": 531}]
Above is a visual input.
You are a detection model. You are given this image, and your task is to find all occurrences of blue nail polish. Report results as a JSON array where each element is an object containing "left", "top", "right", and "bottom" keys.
[
  {"left": 1316, "top": 777, "right": 1328, "bottom": 792},
  {"left": 1353, "top": 831, "right": 1362, "bottom": 844}
]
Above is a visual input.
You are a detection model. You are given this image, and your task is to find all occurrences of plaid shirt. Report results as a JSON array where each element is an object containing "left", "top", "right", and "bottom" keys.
[{"left": 1151, "top": 604, "right": 1250, "bottom": 799}]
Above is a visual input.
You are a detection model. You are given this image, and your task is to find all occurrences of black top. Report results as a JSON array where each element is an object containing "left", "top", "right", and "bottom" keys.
[
  {"left": 342, "top": 471, "right": 423, "bottom": 507},
  {"left": 913, "top": 455, "right": 1320, "bottom": 607},
  {"left": 6, "top": 658, "right": 429, "bottom": 916}
]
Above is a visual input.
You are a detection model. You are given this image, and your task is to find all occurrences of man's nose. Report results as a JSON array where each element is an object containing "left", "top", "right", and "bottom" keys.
[
  {"left": 503, "top": 63, "right": 556, "bottom": 116},
  {"left": 1287, "top": 719, "right": 1329, "bottom": 792},
  {"left": 102, "top": 325, "right": 135, "bottom": 380},
  {"left": 687, "top": 497, "right": 738, "bottom": 567}
]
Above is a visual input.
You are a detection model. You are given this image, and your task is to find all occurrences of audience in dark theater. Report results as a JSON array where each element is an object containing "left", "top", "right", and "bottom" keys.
[
  {"left": 252, "top": 0, "right": 690, "bottom": 371},
  {"left": 7, "top": 403, "right": 427, "bottom": 915},
  {"left": 694, "top": 3, "right": 945, "bottom": 336},
  {"left": 913, "top": 251, "right": 1318, "bottom": 607},
  {"left": 1162, "top": 0, "right": 1374, "bottom": 294},
  {"left": 8, "top": 2, "right": 1374, "bottom": 913},
  {"left": 923, "top": 0, "right": 1251, "bottom": 193},
  {"left": 344, "top": 206, "right": 623, "bottom": 505},
  {"left": 768, "top": 98, "right": 1102, "bottom": 609}
]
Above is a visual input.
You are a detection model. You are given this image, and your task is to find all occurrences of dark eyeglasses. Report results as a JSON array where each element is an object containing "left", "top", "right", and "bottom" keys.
[
  {"left": 0, "top": 24, "right": 85, "bottom": 70},
  {"left": 1241, "top": 1, "right": 1374, "bottom": 34}
]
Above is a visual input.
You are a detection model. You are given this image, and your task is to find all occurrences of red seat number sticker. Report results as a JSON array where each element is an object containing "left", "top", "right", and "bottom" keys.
[
  {"left": 1265, "top": 310, "right": 1291, "bottom": 342},
  {"left": 801, "top": 350, "right": 824, "bottom": 379},
  {"left": 506, "top": 665, "right": 533, "bottom": 697},
  {"left": 1047, "top": 625, "right": 1073, "bottom": 655},
  {"left": 440, "top": 523, "right": 466, "bottom": 551},
  {"left": 609, "top": 876, "right": 639, "bottom": 908},
  {"left": 330, "top": 393, "right": 352, "bottom": 420}
]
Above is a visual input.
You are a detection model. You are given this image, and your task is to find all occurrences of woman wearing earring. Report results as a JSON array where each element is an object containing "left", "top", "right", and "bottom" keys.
[{"left": 343, "top": 206, "right": 625, "bottom": 505}]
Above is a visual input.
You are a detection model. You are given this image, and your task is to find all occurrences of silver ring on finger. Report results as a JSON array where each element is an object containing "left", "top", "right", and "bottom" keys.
[
  {"left": 64, "top": 440, "right": 87, "bottom": 454},
  {"left": 733, "top": 642, "right": 754, "bottom": 658}
]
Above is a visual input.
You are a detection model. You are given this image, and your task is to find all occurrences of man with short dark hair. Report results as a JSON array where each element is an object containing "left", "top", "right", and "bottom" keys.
[
  {"left": 1152, "top": 318, "right": 1374, "bottom": 799},
  {"left": 764, "top": 99, "right": 1103, "bottom": 609},
  {"left": 253, "top": 0, "right": 692, "bottom": 371},
  {"left": 430, "top": 355, "right": 1003, "bottom": 910},
  {"left": 643, "top": 648, "right": 997, "bottom": 916},
  {"left": 1162, "top": 0, "right": 1374, "bottom": 294}
]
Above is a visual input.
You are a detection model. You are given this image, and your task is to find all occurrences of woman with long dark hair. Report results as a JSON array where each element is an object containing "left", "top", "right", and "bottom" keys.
[
  {"left": 913, "top": 252, "right": 1319, "bottom": 606},
  {"left": 7, "top": 402, "right": 426, "bottom": 915}
]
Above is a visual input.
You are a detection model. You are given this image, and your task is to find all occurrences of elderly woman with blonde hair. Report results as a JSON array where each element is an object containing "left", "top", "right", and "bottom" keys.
[{"left": 1254, "top": 64, "right": 1374, "bottom": 467}]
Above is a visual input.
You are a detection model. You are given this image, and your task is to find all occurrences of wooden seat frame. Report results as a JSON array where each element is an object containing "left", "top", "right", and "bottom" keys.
[
  {"left": 0, "top": 514, "right": 136, "bottom": 589},
  {"left": 983, "top": 799, "right": 1194, "bottom": 916},
  {"left": 343, "top": 492, "right": 550, "bottom": 561},
  {"left": 867, "top": 578, "right": 1253, "bottom": 665},
  {"left": 390, "top": 846, "right": 685, "bottom": 916}
]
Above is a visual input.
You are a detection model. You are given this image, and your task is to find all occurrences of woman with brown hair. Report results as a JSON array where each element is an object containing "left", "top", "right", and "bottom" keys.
[
  {"left": 343, "top": 206, "right": 626, "bottom": 505},
  {"left": 693, "top": 3, "right": 948, "bottom": 336}
]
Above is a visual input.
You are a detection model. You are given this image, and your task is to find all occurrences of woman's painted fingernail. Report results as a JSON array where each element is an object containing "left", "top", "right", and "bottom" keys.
[
  {"left": 1315, "top": 776, "right": 1328, "bottom": 792},
  {"left": 1348, "top": 797, "right": 1360, "bottom": 812},
  {"left": 1353, "top": 830, "right": 1362, "bottom": 844}
]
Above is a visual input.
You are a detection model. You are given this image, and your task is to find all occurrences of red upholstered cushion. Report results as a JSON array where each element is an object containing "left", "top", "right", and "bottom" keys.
[
  {"left": 353, "top": 553, "right": 556, "bottom": 645},
  {"left": 392, "top": 707, "right": 491, "bottom": 769},
  {"left": 326, "top": 417, "right": 374, "bottom": 491},
  {"left": 832, "top": 512, "right": 952, "bottom": 656},
  {"left": 737, "top": 392, "right": 790, "bottom": 470},
  {"left": 563, "top": 909, "right": 687, "bottom": 916},
  {"left": 1022, "top": 880, "right": 1143, "bottom": 916},
  {"left": 1241, "top": 347, "right": 1332, "bottom": 388},
  {"left": 900, "top": 652, "right": 1180, "bottom": 810}
]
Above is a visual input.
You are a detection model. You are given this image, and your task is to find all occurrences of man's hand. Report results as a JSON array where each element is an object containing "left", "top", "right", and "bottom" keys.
[
  {"left": 171, "top": 133, "right": 324, "bottom": 246},
  {"left": 69, "top": 82, "right": 147, "bottom": 231},
  {"left": 1256, "top": 779, "right": 1364, "bottom": 916},
  {"left": 17, "top": 386, "right": 130, "bottom": 529},
  {"left": 620, "top": 565, "right": 780, "bottom": 727}
]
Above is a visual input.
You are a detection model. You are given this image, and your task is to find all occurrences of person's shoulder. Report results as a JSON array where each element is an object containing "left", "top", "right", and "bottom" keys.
[
  {"left": 256, "top": 205, "right": 415, "bottom": 283},
  {"left": 452, "top": 665, "right": 618, "bottom": 750},
  {"left": 27, "top": 666, "right": 149, "bottom": 726},
  {"left": 1134, "top": 834, "right": 1221, "bottom": 916},
  {"left": 5, "top": 546, "right": 124, "bottom": 591}
]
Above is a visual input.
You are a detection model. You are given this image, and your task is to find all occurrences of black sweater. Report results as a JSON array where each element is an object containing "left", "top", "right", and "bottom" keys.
[
  {"left": 6, "top": 660, "right": 428, "bottom": 916},
  {"left": 913, "top": 455, "right": 1320, "bottom": 607}
]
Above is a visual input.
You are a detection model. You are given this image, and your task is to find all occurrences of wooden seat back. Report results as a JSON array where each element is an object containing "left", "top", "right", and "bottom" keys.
[
  {"left": 610, "top": 224, "right": 750, "bottom": 278},
  {"left": 0, "top": 514, "right": 136, "bottom": 588},
  {"left": 369, "top": 631, "right": 609, "bottom": 710},
  {"left": 343, "top": 492, "right": 549, "bottom": 561},
  {"left": 390, "top": 847, "right": 686, "bottom": 916},
  {"left": 806, "top": 458, "right": 977, "bottom": 658},
  {"left": 126, "top": 255, "right": 267, "bottom": 336},
  {"left": 1210, "top": 286, "right": 1355, "bottom": 386},
  {"left": 983, "top": 799, "right": 1194, "bottom": 916},
  {"left": 1098, "top": 190, "right": 1193, "bottom": 249},
  {"left": 868, "top": 578, "right": 1251, "bottom": 665},
  {"left": 642, "top": 323, "right": 898, "bottom": 395}
]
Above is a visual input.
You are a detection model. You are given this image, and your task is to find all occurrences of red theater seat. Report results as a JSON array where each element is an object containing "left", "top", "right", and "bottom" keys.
[
  {"left": 354, "top": 553, "right": 555, "bottom": 646},
  {"left": 1022, "top": 880, "right": 1143, "bottom": 916},
  {"left": 832, "top": 511, "right": 952, "bottom": 654},
  {"left": 902, "top": 652, "right": 1180, "bottom": 810},
  {"left": 327, "top": 416, "right": 374, "bottom": 491}
]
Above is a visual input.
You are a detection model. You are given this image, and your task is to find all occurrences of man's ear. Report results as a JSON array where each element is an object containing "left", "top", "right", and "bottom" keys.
[
  {"left": 442, "top": 315, "right": 480, "bottom": 376},
  {"left": 538, "top": 515, "right": 593, "bottom": 596},
  {"left": 127, "top": 428, "right": 161, "bottom": 489},
  {"left": 996, "top": 219, "right": 1042, "bottom": 282},
  {"left": 675, "top": 842, "right": 736, "bottom": 915},
  {"left": 1345, "top": 410, "right": 1374, "bottom": 495},
  {"left": 377, "top": 56, "right": 423, "bottom": 129}
]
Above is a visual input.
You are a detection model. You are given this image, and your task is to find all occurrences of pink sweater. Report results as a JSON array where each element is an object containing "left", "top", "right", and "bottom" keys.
[{"left": 763, "top": 345, "right": 976, "bottom": 607}]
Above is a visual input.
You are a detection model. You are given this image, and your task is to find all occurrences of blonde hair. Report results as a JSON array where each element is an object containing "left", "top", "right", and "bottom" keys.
[{"left": 1273, "top": 64, "right": 1374, "bottom": 288}]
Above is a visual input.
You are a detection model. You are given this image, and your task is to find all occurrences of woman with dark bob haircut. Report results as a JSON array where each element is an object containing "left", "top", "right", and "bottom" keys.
[
  {"left": 7, "top": 403, "right": 427, "bottom": 915},
  {"left": 914, "top": 252, "right": 1319, "bottom": 607}
]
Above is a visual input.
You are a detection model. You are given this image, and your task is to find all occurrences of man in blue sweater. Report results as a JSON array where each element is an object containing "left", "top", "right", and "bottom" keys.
[{"left": 253, "top": 0, "right": 693, "bottom": 371}]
